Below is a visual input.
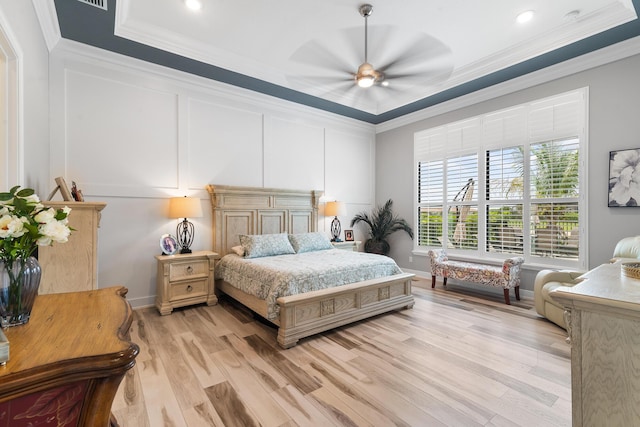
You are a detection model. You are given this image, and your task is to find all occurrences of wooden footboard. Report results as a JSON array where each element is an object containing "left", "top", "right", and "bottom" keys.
[
  {"left": 216, "top": 273, "right": 415, "bottom": 348},
  {"left": 276, "top": 272, "right": 415, "bottom": 348}
]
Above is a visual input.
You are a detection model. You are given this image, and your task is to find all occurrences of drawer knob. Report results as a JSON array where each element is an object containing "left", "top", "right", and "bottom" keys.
[
  {"left": 186, "top": 265, "right": 193, "bottom": 274},
  {"left": 187, "top": 285, "right": 193, "bottom": 292}
]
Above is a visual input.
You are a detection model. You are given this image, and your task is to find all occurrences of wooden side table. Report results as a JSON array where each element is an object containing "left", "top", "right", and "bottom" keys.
[
  {"left": 155, "top": 250, "right": 219, "bottom": 315},
  {"left": 0, "top": 286, "right": 138, "bottom": 427},
  {"left": 331, "top": 241, "right": 361, "bottom": 251}
]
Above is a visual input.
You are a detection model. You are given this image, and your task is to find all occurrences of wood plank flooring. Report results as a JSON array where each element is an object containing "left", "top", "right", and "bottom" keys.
[{"left": 112, "top": 278, "right": 571, "bottom": 426}]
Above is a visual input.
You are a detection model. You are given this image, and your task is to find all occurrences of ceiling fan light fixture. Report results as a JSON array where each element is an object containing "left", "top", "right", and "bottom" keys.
[
  {"left": 357, "top": 75, "right": 376, "bottom": 88},
  {"left": 355, "top": 62, "right": 383, "bottom": 88}
]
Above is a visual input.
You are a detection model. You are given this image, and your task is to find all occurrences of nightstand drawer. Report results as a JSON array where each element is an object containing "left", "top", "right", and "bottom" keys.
[
  {"left": 170, "top": 279, "right": 208, "bottom": 301},
  {"left": 169, "top": 260, "right": 208, "bottom": 281}
]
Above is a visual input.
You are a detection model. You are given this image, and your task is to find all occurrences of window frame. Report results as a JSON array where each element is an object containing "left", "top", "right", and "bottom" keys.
[{"left": 414, "top": 89, "right": 588, "bottom": 270}]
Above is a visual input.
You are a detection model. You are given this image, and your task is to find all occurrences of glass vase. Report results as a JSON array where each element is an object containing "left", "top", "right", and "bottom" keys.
[{"left": 0, "top": 256, "right": 42, "bottom": 327}]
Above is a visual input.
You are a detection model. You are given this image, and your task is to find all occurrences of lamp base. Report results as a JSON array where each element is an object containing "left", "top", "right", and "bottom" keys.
[
  {"left": 179, "top": 248, "right": 192, "bottom": 254},
  {"left": 330, "top": 216, "right": 342, "bottom": 242}
]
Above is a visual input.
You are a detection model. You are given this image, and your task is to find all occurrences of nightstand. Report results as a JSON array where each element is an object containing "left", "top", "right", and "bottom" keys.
[
  {"left": 155, "top": 250, "right": 218, "bottom": 315},
  {"left": 331, "top": 241, "right": 361, "bottom": 251}
]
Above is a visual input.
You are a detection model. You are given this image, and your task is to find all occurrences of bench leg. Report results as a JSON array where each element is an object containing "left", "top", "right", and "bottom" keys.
[
  {"left": 431, "top": 275, "right": 436, "bottom": 288},
  {"left": 503, "top": 289, "right": 511, "bottom": 305},
  {"left": 515, "top": 286, "right": 520, "bottom": 301}
]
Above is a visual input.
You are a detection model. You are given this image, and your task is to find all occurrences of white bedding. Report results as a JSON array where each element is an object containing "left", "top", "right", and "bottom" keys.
[{"left": 215, "top": 248, "right": 403, "bottom": 320}]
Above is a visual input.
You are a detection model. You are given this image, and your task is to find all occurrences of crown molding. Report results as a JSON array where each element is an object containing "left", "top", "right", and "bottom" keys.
[
  {"left": 51, "top": 38, "right": 375, "bottom": 134},
  {"left": 32, "top": 0, "right": 61, "bottom": 52},
  {"left": 375, "top": 34, "right": 640, "bottom": 133}
]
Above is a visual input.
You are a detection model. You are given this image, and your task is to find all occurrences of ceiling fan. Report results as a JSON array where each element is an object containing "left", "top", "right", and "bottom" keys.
[
  {"left": 287, "top": 3, "right": 454, "bottom": 107},
  {"left": 354, "top": 4, "right": 384, "bottom": 88}
]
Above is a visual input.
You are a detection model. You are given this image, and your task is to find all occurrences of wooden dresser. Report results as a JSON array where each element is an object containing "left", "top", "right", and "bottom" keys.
[
  {"left": 0, "top": 286, "right": 139, "bottom": 427},
  {"left": 551, "top": 262, "right": 640, "bottom": 427},
  {"left": 38, "top": 201, "right": 107, "bottom": 294}
]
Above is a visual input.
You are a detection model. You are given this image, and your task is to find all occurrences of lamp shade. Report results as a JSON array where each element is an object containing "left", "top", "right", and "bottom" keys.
[
  {"left": 169, "top": 197, "right": 203, "bottom": 219},
  {"left": 325, "top": 201, "right": 346, "bottom": 217}
]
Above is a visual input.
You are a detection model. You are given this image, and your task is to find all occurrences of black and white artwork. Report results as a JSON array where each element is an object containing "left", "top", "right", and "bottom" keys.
[{"left": 609, "top": 148, "right": 640, "bottom": 207}]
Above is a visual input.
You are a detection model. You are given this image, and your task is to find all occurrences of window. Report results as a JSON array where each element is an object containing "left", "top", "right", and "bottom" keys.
[{"left": 415, "top": 89, "right": 586, "bottom": 269}]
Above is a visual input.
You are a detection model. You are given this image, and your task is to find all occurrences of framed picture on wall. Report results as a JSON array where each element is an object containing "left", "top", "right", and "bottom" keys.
[{"left": 609, "top": 148, "right": 640, "bottom": 207}]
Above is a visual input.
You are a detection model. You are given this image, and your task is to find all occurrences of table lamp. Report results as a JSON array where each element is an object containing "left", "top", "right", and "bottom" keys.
[
  {"left": 169, "top": 196, "right": 203, "bottom": 254},
  {"left": 325, "top": 201, "right": 346, "bottom": 242}
]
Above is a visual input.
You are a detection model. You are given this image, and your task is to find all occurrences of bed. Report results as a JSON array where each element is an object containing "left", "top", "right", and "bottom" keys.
[{"left": 206, "top": 185, "right": 415, "bottom": 348}]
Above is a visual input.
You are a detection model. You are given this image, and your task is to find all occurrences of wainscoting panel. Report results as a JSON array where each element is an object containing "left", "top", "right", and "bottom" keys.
[
  {"left": 187, "top": 98, "right": 264, "bottom": 189},
  {"left": 65, "top": 69, "right": 180, "bottom": 190},
  {"left": 325, "top": 128, "right": 374, "bottom": 205},
  {"left": 264, "top": 116, "right": 325, "bottom": 191}
]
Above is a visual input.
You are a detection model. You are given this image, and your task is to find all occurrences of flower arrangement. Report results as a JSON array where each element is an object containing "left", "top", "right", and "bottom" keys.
[
  {"left": 0, "top": 186, "right": 72, "bottom": 326},
  {"left": 0, "top": 186, "right": 72, "bottom": 261}
]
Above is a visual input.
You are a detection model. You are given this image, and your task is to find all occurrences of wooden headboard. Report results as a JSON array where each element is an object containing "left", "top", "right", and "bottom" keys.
[{"left": 206, "top": 185, "right": 323, "bottom": 256}]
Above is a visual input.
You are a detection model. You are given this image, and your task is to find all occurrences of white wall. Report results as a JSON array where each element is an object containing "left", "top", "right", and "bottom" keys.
[
  {"left": 46, "top": 41, "right": 375, "bottom": 307},
  {"left": 0, "top": 1, "right": 50, "bottom": 190},
  {"left": 376, "top": 51, "right": 640, "bottom": 291}
]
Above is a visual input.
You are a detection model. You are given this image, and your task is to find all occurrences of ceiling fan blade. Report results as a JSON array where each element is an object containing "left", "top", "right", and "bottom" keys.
[
  {"left": 378, "top": 34, "right": 453, "bottom": 76},
  {"left": 290, "top": 39, "right": 356, "bottom": 75}
]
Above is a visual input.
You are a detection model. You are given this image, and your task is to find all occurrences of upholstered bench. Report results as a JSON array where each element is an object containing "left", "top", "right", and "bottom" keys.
[{"left": 428, "top": 249, "right": 525, "bottom": 304}]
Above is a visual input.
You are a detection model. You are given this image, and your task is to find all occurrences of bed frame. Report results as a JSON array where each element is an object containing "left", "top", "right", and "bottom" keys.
[{"left": 206, "top": 185, "right": 415, "bottom": 348}]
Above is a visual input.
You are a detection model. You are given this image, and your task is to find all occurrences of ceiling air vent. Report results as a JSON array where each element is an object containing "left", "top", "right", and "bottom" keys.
[{"left": 76, "top": 0, "right": 107, "bottom": 10}]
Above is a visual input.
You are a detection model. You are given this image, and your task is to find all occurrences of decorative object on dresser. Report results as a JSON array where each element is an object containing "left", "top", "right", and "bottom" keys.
[
  {"left": 0, "top": 187, "right": 72, "bottom": 327},
  {"left": 38, "top": 200, "right": 106, "bottom": 294},
  {"left": 169, "top": 196, "right": 203, "bottom": 254},
  {"left": 351, "top": 199, "right": 413, "bottom": 255},
  {"left": 324, "top": 201, "right": 346, "bottom": 242},
  {"left": 0, "top": 286, "right": 138, "bottom": 427},
  {"left": 207, "top": 185, "right": 414, "bottom": 349},
  {"left": 155, "top": 251, "right": 218, "bottom": 315},
  {"left": 48, "top": 176, "right": 73, "bottom": 201}
]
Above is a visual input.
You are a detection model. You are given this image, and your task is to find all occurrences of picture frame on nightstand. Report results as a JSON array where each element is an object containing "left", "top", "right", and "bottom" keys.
[
  {"left": 160, "top": 234, "right": 178, "bottom": 255},
  {"left": 344, "top": 230, "right": 354, "bottom": 241}
]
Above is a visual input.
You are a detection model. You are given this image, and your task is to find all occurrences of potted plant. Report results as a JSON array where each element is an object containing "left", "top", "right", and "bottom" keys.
[{"left": 350, "top": 199, "right": 413, "bottom": 255}]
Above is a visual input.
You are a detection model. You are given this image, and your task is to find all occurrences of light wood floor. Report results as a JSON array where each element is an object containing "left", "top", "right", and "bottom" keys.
[{"left": 112, "top": 278, "right": 571, "bottom": 426}]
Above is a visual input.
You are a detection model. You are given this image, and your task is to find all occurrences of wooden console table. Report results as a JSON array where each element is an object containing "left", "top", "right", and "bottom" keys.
[
  {"left": 0, "top": 286, "right": 139, "bottom": 427},
  {"left": 551, "top": 262, "right": 640, "bottom": 426}
]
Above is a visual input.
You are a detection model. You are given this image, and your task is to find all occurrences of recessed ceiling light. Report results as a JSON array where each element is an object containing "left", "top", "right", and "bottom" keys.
[
  {"left": 516, "top": 10, "right": 535, "bottom": 24},
  {"left": 184, "top": 0, "right": 202, "bottom": 12},
  {"left": 564, "top": 10, "right": 580, "bottom": 21}
]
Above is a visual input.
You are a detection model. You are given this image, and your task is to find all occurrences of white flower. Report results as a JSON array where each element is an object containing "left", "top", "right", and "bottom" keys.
[
  {"left": 0, "top": 187, "right": 72, "bottom": 260},
  {"left": 37, "top": 220, "right": 71, "bottom": 245},
  {"left": 34, "top": 207, "right": 56, "bottom": 224},
  {"left": 0, "top": 215, "right": 28, "bottom": 239}
]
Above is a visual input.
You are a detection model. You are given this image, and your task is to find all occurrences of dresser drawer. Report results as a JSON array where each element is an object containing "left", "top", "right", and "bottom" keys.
[
  {"left": 170, "top": 279, "right": 208, "bottom": 301},
  {"left": 168, "top": 259, "right": 208, "bottom": 281}
]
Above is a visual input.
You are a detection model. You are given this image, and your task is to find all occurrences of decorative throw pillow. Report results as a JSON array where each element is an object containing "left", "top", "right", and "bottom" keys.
[
  {"left": 239, "top": 233, "right": 296, "bottom": 259},
  {"left": 231, "top": 245, "right": 245, "bottom": 256},
  {"left": 288, "top": 232, "right": 334, "bottom": 253}
]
